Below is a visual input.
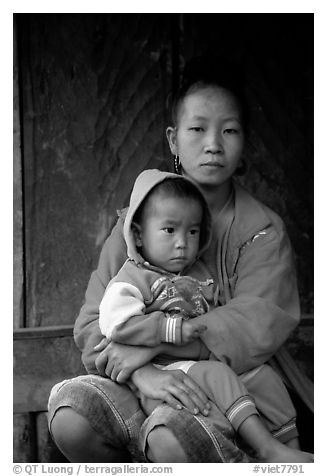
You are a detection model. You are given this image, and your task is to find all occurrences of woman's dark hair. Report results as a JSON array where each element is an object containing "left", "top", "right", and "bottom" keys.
[
  {"left": 133, "top": 177, "right": 210, "bottom": 250},
  {"left": 171, "top": 56, "right": 248, "bottom": 127}
]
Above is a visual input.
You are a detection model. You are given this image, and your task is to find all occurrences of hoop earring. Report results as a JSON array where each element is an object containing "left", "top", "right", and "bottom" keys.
[{"left": 174, "top": 155, "right": 182, "bottom": 174}]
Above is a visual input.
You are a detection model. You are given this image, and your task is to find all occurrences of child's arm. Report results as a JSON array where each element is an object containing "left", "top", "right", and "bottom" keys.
[
  {"left": 100, "top": 284, "right": 207, "bottom": 346},
  {"left": 108, "top": 311, "right": 207, "bottom": 346},
  {"left": 95, "top": 337, "right": 210, "bottom": 381},
  {"left": 99, "top": 280, "right": 189, "bottom": 347}
]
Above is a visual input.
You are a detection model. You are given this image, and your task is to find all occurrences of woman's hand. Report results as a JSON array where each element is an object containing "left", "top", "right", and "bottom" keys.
[
  {"left": 94, "top": 338, "right": 157, "bottom": 382},
  {"left": 132, "top": 364, "right": 211, "bottom": 416}
]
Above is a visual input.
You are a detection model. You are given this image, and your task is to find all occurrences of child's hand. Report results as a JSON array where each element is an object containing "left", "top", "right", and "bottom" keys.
[
  {"left": 181, "top": 321, "right": 207, "bottom": 344},
  {"left": 95, "top": 340, "right": 158, "bottom": 382}
]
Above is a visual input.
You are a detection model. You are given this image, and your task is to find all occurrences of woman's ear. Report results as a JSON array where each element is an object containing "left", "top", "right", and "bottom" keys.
[
  {"left": 166, "top": 126, "right": 178, "bottom": 155},
  {"left": 132, "top": 222, "right": 143, "bottom": 247}
]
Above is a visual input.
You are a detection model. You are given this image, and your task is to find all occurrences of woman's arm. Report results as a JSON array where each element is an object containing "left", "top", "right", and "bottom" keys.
[
  {"left": 73, "top": 217, "right": 128, "bottom": 374},
  {"left": 191, "top": 224, "right": 300, "bottom": 374}
]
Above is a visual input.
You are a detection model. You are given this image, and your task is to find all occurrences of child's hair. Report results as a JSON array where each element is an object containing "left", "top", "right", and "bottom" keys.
[
  {"left": 133, "top": 177, "right": 209, "bottom": 249},
  {"left": 171, "top": 56, "right": 248, "bottom": 128}
]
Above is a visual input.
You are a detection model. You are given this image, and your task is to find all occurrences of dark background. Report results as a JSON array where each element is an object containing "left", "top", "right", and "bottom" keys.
[{"left": 13, "top": 13, "right": 313, "bottom": 462}]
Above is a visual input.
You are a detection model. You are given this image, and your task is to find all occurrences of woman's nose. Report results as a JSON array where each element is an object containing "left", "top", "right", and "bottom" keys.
[{"left": 204, "top": 131, "right": 223, "bottom": 154}]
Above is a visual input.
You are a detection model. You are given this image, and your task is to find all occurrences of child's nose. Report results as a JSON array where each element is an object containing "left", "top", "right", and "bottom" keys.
[{"left": 176, "top": 234, "right": 187, "bottom": 248}]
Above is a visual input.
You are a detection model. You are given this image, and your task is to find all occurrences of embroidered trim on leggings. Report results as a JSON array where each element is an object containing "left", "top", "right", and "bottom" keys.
[
  {"left": 272, "top": 418, "right": 297, "bottom": 439},
  {"left": 225, "top": 395, "right": 258, "bottom": 430}
]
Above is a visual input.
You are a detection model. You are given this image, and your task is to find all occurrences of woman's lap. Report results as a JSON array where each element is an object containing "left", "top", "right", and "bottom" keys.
[
  {"left": 140, "top": 402, "right": 250, "bottom": 462},
  {"left": 48, "top": 374, "right": 250, "bottom": 463},
  {"left": 48, "top": 374, "right": 147, "bottom": 461}
]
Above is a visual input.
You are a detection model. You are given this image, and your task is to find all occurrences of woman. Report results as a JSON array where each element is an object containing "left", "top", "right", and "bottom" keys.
[{"left": 48, "top": 56, "right": 313, "bottom": 463}]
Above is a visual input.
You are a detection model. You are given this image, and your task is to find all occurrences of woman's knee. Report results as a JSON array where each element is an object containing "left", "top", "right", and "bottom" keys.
[
  {"left": 50, "top": 407, "right": 100, "bottom": 453},
  {"left": 146, "top": 426, "right": 187, "bottom": 463},
  {"left": 50, "top": 406, "right": 127, "bottom": 462}
]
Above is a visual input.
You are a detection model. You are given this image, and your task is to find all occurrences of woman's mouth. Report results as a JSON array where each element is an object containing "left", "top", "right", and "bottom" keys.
[{"left": 201, "top": 161, "right": 224, "bottom": 168}]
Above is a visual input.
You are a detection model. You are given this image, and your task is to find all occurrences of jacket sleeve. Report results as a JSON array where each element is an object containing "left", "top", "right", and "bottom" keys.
[
  {"left": 99, "top": 264, "right": 183, "bottom": 346},
  {"left": 73, "top": 217, "right": 128, "bottom": 374},
  {"left": 109, "top": 301, "right": 183, "bottom": 346},
  {"left": 197, "top": 223, "right": 300, "bottom": 374}
]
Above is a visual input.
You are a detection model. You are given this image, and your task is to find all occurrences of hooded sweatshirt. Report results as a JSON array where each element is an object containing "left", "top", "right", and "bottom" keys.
[
  {"left": 75, "top": 175, "right": 313, "bottom": 413},
  {"left": 99, "top": 169, "right": 216, "bottom": 347}
]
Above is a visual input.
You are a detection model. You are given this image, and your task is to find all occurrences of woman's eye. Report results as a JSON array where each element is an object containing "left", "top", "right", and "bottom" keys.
[
  {"left": 189, "top": 127, "right": 203, "bottom": 132},
  {"left": 163, "top": 227, "right": 174, "bottom": 234},
  {"left": 224, "top": 128, "right": 238, "bottom": 134}
]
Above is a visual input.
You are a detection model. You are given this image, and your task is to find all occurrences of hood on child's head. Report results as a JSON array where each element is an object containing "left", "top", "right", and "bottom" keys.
[{"left": 123, "top": 169, "right": 212, "bottom": 264}]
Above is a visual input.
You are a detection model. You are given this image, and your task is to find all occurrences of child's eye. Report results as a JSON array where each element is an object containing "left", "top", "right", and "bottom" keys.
[
  {"left": 189, "top": 228, "right": 200, "bottom": 236},
  {"left": 163, "top": 227, "right": 174, "bottom": 234}
]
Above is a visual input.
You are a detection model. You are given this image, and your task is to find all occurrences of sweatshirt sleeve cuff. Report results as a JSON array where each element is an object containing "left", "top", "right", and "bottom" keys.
[{"left": 161, "top": 315, "right": 183, "bottom": 344}]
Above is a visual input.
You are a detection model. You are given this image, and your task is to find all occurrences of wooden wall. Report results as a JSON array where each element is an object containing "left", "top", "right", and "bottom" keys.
[{"left": 13, "top": 13, "right": 313, "bottom": 462}]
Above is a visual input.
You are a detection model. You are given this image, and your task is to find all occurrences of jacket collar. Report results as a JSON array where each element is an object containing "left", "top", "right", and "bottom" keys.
[{"left": 232, "top": 181, "right": 272, "bottom": 248}]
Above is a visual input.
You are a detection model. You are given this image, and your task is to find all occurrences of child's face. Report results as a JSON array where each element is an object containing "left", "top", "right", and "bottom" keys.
[
  {"left": 167, "top": 86, "right": 244, "bottom": 188},
  {"left": 136, "top": 196, "right": 203, "bottom": 273}
]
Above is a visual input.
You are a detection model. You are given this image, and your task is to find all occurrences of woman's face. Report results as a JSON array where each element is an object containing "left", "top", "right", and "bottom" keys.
[{"left": 167, "top": 86, "right": 244, "bottom": 188}]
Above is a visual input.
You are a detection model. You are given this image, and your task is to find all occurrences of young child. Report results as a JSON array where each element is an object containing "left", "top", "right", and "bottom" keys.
[
  {"left": 100, "top": 168, "right": 214, "bottom": 351},
  {"left": 99, "top": 168, "right": 312, "bottom": 463}
]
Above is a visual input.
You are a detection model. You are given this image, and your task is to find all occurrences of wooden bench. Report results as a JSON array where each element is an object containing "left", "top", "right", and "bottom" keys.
[
  {"left": 14, "top": 325, "right": 85, "bottom": 462},
  {"left": 13, "top": 316, "right": 313, "bottom": 462}
]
